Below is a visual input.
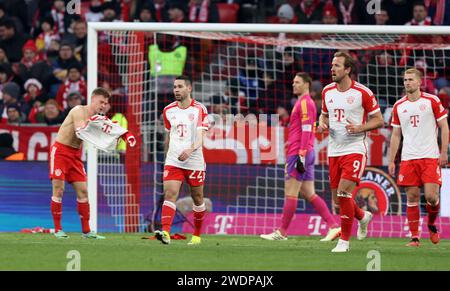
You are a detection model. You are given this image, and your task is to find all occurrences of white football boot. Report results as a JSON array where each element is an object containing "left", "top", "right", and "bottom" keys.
[
  {"left": 357, "top": 211, "right": 373, "bottom": 240},
  {"left": 331, "top": 239, "right": 350, "bottom": 253},
  {"left": 320, "top": 227, "right": 341, "bottom": 242},
  {"left": 260, "top": 230, "right": 288, "bottom": 241}
]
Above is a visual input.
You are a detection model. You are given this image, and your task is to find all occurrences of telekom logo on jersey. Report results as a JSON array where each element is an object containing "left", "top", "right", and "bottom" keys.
[
  {"left": 334, "top": 109, "right": 345, "bottom": 122},
  {"left": 410, "top": 115, "right": 420, "bottom": 127}
]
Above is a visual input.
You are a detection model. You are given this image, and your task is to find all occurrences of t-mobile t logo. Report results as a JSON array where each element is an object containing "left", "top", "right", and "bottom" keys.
[
  {"left": 410, "top": 115, "right": 420, "bottom": 127},
  {"left": 214, "top": 215, "right": 234, "bottom": 234},
  {"left": 334, "top": 109, "right": 345, "bottom": 122},
  {"left": 308, "top": 216, "right": 327, "bottom": 236}
]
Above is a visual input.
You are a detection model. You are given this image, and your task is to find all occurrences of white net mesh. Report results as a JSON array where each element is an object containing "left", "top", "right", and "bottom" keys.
[{"left": 92, "top": 28, "right": 450, "bottom": 237}]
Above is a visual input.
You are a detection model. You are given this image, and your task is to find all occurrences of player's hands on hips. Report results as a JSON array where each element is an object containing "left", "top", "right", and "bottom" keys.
[
  {"left": 345, "top": 119, "right": 363, "bottom": 134},
  {"left": 439, "top": 152, "right": 448, "bottom": 167},
  {"left": 388, "top": 162, "right": 396, "bottom": 177},
  {"left": 295, "top": 150, "right": 307, "bottom": 174},
  {"left": 178, "top": 148, "right": 194, "bottom": 161}
]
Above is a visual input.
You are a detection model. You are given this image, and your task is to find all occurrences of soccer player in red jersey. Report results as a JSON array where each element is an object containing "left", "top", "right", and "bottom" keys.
[
  {"left": 156, "top": 76, "right": 209, "bottom": 245},
  {"left": 260, "top": 73, "right": 341, "bottom": 242},
  {"left": 318, "top": 52, "right": 384, "bottom": 252},
  {"left": 389, "top": 68, "right": 448, "bottom": 247},
  {"left": 49, "top": 87, "right": 135, "bottom": 239}
]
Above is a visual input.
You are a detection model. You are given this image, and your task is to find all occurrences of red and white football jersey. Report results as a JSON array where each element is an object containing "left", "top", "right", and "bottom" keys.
[
  {"left": 391, "top": 92, "right": 448, "bottom": 161},
  {"left": 321, "top": 80, "right": 380, "bottom": 157},
  {"left": 163, "top": 99, "right": 209, "bottom": 171}
]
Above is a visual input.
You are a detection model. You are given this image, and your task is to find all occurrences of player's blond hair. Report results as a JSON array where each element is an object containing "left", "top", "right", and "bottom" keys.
[{"left": 403, "top": 68, "right": 423, "bottom": 80}]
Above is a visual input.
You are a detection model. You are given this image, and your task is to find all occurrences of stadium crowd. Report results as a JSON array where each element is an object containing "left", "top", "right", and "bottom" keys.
[{"left": 0, "top": 0, "right": 448, "bottom": 129}]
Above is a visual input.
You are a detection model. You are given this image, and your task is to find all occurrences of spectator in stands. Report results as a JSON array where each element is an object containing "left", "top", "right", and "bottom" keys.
[
  {"left": 0, "top": 18, "right": 27, "bottom": 63},
  {"left": 0, "top": 132, "right": 24, "bottom": 160},
  {"left": 406, "top": 1, "right": 432, "bottom": 25},
  {"left": 50, "top": 42, "right": 82, "bottom": 85},
  {"left": 23, "top": 78, "right": 45, "bottom": 104},
  {"left": 374, "top": 7, "right": 390, "bottom": 25},
  {"left": 56, "top": 63, "right": 87, "bottom": 110},
  {"left": 135, "top": 4, "right": 156, "bottom": 22},
  {"left": 63, "top": 20, "right": 87, "bottom": 66},
  {"left": 0, "top": 81, "right": 21, "bottom": 122},
  {"left": 295, "top": 0, "right": 323, "bottom": 24},
  {"left": 188, "top": 0, "right": 220, "bottom": 23},
  {"left": 168, "top": 3, "right": 189, "bottom": 22},
  {"left": 0, "top": 64, "right": 15, "bottom": 89},
  {"left": 6, "top": 103, "right": 25, "bottom": 124},
  {"left": 150, "top": 0, "right": 170, "bottom": 22},
  {"left": 321, "top": 1, "right": 338, "bottom": 24},
  {"left": 0, "top": 46, "right": 8, "bottom": 64},
  {"left": 384, "top": 0, "right": 413, "bottom": 25},
  {"left": 0, "top": 0, "right": 29, "bottom": 32},
  {"left": 43, "top": 99, "right": 65, "bottom": 125},
  {"left": 63, "top": 91, "right": 83, "bottom": 116},
  {"left": 425, "top": 0, "right": 450, "bottom": 25},
  {"left": 16, "top": 40, "right": 42, "bottom": 83},
  {"left": 85, "top": 0, "right": 104, "bottom": 22},
  {"left": 35, "top": 16, "right": 60, "bottom": 57},
  {"left": 276, "top": 3, "right": 296, "bottom": 24},
  {"left": 49, "top": 0, "right": 76, "bottom": 36},
  {"left": 333, "top": 0, "right": 368, "bottom": 24},
  {"left": 101, "top": 1, "right": 122, "bottom": 22}
]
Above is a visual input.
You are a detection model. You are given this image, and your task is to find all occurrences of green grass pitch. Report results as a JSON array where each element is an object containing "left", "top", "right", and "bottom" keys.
[{"left": 1, "top": 233, "right": 449, "bottom": 271}]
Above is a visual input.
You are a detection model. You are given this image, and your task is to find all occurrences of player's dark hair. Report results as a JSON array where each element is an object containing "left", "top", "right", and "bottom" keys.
[
  {"left": 412, "top": 1, "right": 426, "bottom": 9},
  {"left": 91, "top": 87, "right": 111, "bottom": 99},
  {"left": 295, "top": 72, "right": 312, "bottom": 89},
  {"left": 175, "top": 75, "right": 192, "bottom": 87},
  {"left": 334, "top": 51, "right": 356, "bottom": 75}
]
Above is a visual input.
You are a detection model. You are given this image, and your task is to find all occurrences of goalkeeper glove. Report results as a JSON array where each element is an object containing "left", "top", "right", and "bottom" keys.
[
  {"left": 122, "top": 132, "right": 136, "bottom": 147},
  {"left": 295, "top": 149, "right": 307, "bottom": 174}
]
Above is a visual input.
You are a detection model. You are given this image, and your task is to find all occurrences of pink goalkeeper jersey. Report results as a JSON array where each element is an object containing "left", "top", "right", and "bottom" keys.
[{"left": 287, "top": 94, "right": 317, "bottom": 157}]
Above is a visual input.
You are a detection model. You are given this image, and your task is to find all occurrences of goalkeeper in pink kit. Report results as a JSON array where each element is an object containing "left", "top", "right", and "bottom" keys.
[
  {"left": 49, "top": 87, "right": 135, "bottom": 239},
  {"left": 261, "top": 73, "right": 341, "bottom": 242}
]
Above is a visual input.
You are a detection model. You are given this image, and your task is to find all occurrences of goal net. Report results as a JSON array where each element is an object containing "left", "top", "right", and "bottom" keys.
[{"left": 87, "top": 23, "right": 450, "bottom": 238}]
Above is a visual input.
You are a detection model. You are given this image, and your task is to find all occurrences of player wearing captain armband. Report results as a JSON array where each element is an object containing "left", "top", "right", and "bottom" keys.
[
  {"left": 318, "top": 52, "right": 384, "bottom": 252},
  {"left": 389, "top": 68, "right": 449, "bottom": 247},
  {"left": 260, "top": 73, "right": 341, "bottom": 242},
  {"left": 48, "top": 88, "right": 135, "bottom": 239},
  {"left": 154, "top": 76, "right": 209, "bottom": 246}
]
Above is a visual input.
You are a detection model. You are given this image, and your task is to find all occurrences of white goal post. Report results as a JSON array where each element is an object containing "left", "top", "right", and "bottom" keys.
[{"left": 87, "top": 23, "right": 450, "bottom": 234}]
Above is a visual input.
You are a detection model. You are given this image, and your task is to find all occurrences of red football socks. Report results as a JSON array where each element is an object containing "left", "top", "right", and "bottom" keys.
[
  {"left": 193, "top": 203, "right": 206, "bottom": 236},
  {"left": 77, "top": 200, "right": 91, "bottom": 234},
  {"left": 407, "top": 203, "right": 420, "bottom": 239},
  {"left": 51, "top": 197, "right": 62, "bottom": 232},
  {"left": 161, "top": 200, "right": 176, "bottom": 233}
]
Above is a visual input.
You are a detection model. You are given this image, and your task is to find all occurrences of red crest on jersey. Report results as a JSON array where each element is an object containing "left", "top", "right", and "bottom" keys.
[
  {"left": 347, "top": 96, "right": 355, "bottom": 104},
  {"left": 420, "top": 104, "right": 427, "bottom": 112},
  {"left": 189, "top": 113, "right": 195, "bottom": 121}
]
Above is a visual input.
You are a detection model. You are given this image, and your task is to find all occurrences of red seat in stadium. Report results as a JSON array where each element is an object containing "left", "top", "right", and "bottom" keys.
[{"left": 217, "top": 3, "right": 240, "bottom": 23}]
